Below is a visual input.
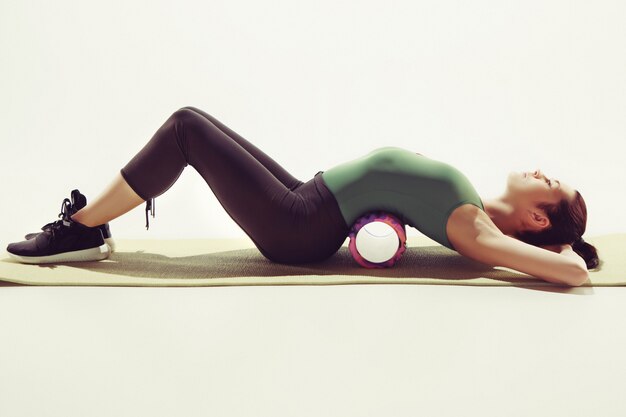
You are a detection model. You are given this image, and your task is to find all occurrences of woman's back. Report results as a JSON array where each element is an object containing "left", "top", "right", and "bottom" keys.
[{"left": 321, "top": 146, "right": 485, "bottom": 251}]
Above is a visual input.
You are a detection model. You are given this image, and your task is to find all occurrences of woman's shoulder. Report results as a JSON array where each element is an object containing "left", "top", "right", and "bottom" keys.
[{"left": 446, "top": 203, "right": 501, "bottom": 251}]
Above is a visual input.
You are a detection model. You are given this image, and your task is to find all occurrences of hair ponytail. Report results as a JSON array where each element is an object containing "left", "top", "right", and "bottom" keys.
[{"left": 572, "top": 237, "right": 601, "bottom": 270}]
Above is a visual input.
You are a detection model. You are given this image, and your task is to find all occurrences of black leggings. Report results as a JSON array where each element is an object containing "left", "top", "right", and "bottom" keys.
[{"left": 120, "top": 106, "right": 350, "bottom": 264}]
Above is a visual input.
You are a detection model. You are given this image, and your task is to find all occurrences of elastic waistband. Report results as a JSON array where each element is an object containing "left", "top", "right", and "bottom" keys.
[{"left": 313, "top": 171, "right": 349, "bottom": 231}]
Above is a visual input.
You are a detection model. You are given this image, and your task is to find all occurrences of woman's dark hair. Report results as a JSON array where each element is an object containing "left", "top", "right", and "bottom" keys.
[{"left": 513, "top": 191, "right": 602, "bottom": 270}]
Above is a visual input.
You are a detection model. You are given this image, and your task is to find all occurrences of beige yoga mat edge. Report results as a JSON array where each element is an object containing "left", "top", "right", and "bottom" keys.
[{"left": 0, "top": 234, "right": 623, "bottom": 287}]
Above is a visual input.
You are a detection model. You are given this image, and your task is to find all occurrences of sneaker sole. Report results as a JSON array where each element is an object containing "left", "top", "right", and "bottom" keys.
[{"left": 7, "top": 243, "right": 110, "bottom": 264}]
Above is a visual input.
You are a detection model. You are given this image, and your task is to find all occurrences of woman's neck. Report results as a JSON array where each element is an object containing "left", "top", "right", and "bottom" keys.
[{"left": 481, "top": 197, "right": 523, "bottom": 237}]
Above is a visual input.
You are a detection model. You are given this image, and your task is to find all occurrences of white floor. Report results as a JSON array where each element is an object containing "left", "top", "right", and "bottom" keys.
[{"left": 0, "top": 283, "right": 623, "bottom": 417}]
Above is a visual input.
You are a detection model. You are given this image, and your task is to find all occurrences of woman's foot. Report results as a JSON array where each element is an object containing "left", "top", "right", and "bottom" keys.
[
  {"left": 22, "top": 189, "right": 116, "bottom": 253},
  {"left": 6, "top": 192, "right": 111, "bottom": 264}
]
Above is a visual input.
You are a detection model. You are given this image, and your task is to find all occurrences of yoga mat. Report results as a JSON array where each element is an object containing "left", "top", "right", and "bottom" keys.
[{"left": 0, "top": 234, "right": 623, "bottom": 287}]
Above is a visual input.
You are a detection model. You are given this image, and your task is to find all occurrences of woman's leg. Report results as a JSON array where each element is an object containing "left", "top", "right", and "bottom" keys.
[
  {"left": 71, "top": 106, "right": 304, "bottom": 228},
  {"left": 74, "top": 106, "right": 311, "bottom": 261},
  {"left": 180, "top": 106, "right": 304, "bottom": 191},
  {"left": 70, "top": 172, "right": 144, "bottom": 227}
]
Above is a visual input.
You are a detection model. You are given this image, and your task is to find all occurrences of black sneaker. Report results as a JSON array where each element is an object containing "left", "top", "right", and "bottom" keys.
[
  {"left": 23, "top": 189, "right": 116, "bottom": 253},
  {"left": 7, "top": 194, "right": 111, "bottom": 264}
]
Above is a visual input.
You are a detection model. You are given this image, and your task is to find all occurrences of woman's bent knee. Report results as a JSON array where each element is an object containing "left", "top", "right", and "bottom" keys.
[{"left": 171, "top": 107, "right": 198, "bottom": 122}]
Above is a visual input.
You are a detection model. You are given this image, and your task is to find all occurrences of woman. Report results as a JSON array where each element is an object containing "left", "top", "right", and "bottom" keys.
[{"left": 6, "top": 106, "right": 600, "bottom": 285}]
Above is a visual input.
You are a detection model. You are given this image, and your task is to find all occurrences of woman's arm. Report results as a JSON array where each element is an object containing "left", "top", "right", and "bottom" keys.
[
  {"left": 455, "top": 232, "right": 590, "bottom": 286},
  {"left": 540, "top": 243, "right": 588, "bottom": 272}
]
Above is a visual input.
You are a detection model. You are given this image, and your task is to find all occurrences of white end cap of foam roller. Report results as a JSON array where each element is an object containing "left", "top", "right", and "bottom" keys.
[{"left": 355, "top": 221, "right": 400, "bottom": 263}]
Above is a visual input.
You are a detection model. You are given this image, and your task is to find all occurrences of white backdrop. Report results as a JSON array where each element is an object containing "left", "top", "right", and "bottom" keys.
[{"left": 1, "top": 0, "right": 624, "bottom": 244}]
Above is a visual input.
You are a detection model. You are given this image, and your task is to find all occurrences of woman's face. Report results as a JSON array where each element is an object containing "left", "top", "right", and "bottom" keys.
[{"left": 506, "top": 169, "right": 577, "bottom": 209}]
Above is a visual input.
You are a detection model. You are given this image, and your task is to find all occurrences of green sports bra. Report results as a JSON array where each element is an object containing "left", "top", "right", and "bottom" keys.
[{"left": 321, "top": 146, "right": 485, "bottom": 251}]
